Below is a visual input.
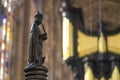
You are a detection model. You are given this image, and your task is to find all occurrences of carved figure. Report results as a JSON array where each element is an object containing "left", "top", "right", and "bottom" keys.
[{"left": 28, "top": 11, "right": 47, "bottom": 64}]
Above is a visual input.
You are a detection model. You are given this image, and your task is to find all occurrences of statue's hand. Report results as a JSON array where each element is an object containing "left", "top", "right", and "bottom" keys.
[{"left": 39, "top": 33, "right": 47, "bottom": 41}]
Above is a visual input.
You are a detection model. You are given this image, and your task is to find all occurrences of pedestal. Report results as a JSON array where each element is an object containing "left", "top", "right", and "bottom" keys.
[{"left": 24, "top": 63, "right": 48, "bottom": 80}]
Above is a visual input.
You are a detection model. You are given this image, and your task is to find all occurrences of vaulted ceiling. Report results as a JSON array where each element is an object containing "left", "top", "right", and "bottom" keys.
[{"left": 70, "top": 0, "right": 120, "bottom": 33}]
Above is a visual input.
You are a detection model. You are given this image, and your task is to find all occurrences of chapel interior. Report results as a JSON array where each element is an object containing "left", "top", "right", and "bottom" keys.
[{"left": 0, "top": 0, "right": 120, "bottom": 80}]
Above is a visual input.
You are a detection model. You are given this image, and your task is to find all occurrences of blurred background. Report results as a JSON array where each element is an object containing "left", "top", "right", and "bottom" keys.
[
  {"left": 0, "top": 0, "right": 73, "bottom": 80},
  {"left": 0, "top": 0, "right": 120, "bottom": 80}
]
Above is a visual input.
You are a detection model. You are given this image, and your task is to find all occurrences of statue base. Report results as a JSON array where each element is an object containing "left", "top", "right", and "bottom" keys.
[{"left": 24, "top": 63, "right": 48, "bottom": 80}]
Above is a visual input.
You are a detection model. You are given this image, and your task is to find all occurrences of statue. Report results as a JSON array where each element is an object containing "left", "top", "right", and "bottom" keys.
[
  {"left": 28, "top": 11, "right": 47, "bottom": 65},
  {"left": 24, "top": 11, "right": 48, "bottom": 80}
]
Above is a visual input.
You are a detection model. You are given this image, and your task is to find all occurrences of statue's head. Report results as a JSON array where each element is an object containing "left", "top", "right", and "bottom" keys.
[{"left": 34, "top": 11, "right": 43, "bottom": 25}]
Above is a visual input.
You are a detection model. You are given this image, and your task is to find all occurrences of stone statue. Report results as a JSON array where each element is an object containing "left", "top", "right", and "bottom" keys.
[{"left": 28, "top": 11, "right": 47, "bottom": 65}]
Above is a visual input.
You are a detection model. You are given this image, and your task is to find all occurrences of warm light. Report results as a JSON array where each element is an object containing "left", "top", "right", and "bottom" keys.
[
  {"left": 0, "top": 67, "right": 4, "bottom": 80},
  {"left": 62, "top": 17, "right": 73, "bottom": 60},
  {"left": 1, "top": 58, "right": 4, "bottom": 64},
  {"left": 2, "top": 29, "right": 6, "bottom": 40},
  {"left": 0, "top": 18, "right": 7, "bottom": 80},
  {"left": 0, "top": 53, "right": 5, "bottom": 80},
  {"left": 4, "top": 1, "right": 8, "bottom": 7},
  {"left": 63, "top": 17, "right": 69, "bottom": 51},
  {"left": 3, "top": 18, "right": 7, "bottom": 24},
  {"left": 1, "top": 43, "right": 5, "bottom": 50},
  {"left": 8, "top": 6, "right": 12, "bottom": 12},
  {"left": 7, "top": 22, "right": 11, "bottom": 43},
  {"left": 62, "top": 17, "right": 69, "bottom": 60},
  {"left": 1, "top": 53, "right": 5, "bottom": 64}
]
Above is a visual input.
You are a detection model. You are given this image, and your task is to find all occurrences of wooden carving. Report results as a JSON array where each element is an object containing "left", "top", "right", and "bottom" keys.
[
  {"left": 28, "top": 11, "right": 47, "bottom": 65},
  {"left": 24, "top": 11, "right": 48, "bottom": 80}
]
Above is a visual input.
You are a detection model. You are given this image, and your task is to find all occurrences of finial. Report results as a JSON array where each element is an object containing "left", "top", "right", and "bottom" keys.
[
  {"left": 98, "top": 32, "right": 107, "bottom": 54},
  {"left": 84, "top": 66, "right": 95, "bottom": 80},
  {"left": 100, "top": 77, "right": 106, "bottom": 80},
  {"left": 98, "top": 21, "right": 107, "bottom": 54},
  {"left": 111, "top": 65, "right": 119, "bottom": 80}
]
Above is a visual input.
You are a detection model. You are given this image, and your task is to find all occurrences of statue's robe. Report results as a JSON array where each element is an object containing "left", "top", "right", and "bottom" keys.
[{"left": 28, "top": 23, "right": 42, "bottom": 64}]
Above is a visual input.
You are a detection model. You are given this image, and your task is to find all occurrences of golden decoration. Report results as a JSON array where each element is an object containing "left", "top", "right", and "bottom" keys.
[
  {"left": 111, "top": 65, "right": 119, "bottom": 80},
  {"left": 107, "top": 33, "right": 120, "bottom": 54},
  {"left": 98, "top": 32, "right": 107, "bottom": 54},
  {"left": 77, "top": 31, "right": 98, "bottom": 57},
  {"left": 85, "top": 67, "right": 95, "bottom": 80}
]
